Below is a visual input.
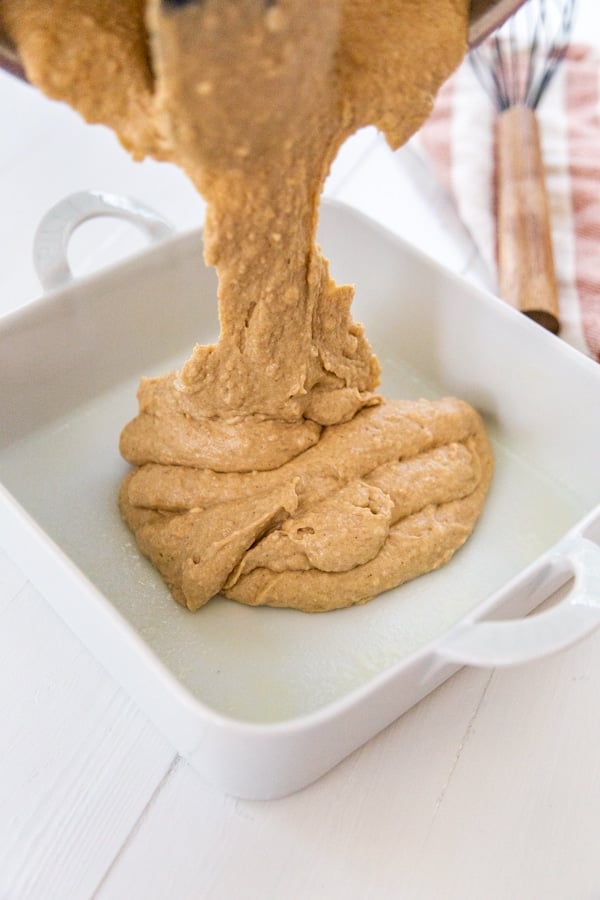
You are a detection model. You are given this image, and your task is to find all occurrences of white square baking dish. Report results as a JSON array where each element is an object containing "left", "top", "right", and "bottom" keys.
[{"left": 1, "top": 195, "right": 600, "bottom": 799}]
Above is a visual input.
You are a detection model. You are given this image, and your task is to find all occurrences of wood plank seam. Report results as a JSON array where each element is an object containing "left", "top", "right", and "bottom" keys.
[
  {"left": 427, "top": 671, "right": 495, "bottom": 829},
  {"left": 90, "top": 755, "right": 180, "bottom": 899}
]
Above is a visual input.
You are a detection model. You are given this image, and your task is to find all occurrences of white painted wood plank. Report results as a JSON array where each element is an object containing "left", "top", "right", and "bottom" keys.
[
  {"left": 323, "top": 126, "right": 380, "bottom": 196},
  {"left": 0, "top": 577, "right": 176, "bottom": 900},
  {"left": 0, "top": 71, "right": 205, "bottom": 317},
  {"left": 96, "top": 666, "right": 492, "bottom": 900},
  {"left": 407, "top": 631, "right": 600, "bottom": 900},
  {"left": 0, "top": 72, "right": 70, "bottom": 172},
  {"left": 330, "top": 133, "right": 488, "bottom": 286},
  {"left": 0, "top": 546, "right": 27, "bottom": 602}
]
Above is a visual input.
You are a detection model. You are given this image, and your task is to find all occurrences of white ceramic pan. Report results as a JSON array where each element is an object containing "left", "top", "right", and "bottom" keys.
[{"left": 1, "top": 193, "right": 600, "bottom": 799}]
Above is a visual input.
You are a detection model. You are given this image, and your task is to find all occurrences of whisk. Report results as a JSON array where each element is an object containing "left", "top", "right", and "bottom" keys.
[{"left": 470, "top": 0, "right": 577, "bottom": 333}]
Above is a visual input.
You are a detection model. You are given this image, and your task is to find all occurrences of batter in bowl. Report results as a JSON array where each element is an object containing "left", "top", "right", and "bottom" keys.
[{"left": 2, "top": 0, "right": 493, "bottom": 611}]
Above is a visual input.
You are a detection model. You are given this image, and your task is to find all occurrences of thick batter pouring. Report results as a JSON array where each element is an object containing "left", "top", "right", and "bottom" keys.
[{"left": 2, "top": 0, "right": 494, "bottom": 611}]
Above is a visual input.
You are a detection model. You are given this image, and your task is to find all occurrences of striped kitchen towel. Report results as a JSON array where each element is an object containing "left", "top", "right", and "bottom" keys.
[{"left": 413, "top": 44, "right": 600, "bottom": 361}]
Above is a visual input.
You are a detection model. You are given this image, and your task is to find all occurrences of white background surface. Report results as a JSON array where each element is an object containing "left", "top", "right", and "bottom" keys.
[{"left": 1, "top": 5, "right": 600, "bottom": 898}]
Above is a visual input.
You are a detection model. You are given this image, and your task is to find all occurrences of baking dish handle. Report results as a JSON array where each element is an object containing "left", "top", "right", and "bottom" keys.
[
  {"left": 33, "top": 190, "right": 175, "bottom": 291},
  {"left": 436, "top": 527, "right": 600, "bottom": 668}
]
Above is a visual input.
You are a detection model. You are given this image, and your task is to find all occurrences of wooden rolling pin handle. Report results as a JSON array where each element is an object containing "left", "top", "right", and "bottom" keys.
[{"left": 495, "top": 104, "right": 560, "bottom": 334}]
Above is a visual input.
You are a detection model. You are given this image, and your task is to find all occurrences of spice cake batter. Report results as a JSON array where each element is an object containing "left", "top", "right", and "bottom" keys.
[{"left": 2, "top": 0, "right": 494, "bottom": 611}]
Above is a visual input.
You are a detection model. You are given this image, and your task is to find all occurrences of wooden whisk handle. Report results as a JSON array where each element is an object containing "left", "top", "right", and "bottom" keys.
[{"left": 495, "top": 104, "right": 560, "bottom": 333}]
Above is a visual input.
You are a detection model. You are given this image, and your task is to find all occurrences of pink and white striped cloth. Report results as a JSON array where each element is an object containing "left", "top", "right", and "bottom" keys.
[{"left": 413, "top": 44, "right": 600, "bottom": 361}]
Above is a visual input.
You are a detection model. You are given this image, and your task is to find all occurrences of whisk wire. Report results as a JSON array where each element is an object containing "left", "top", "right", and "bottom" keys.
[
  {"left": 529, "top": 1, "right": 576, "bottom": 107},
  {"left": 508, "top": 12, "right": 523, "bottom": 105},
  {"left": 469, "top": 0, "right": 577, "bottom": 111},
  {"left": 522, "top": 2, "right": 542, "bottom": 105},
  {"left": 469, "top": 35, "right": 508, "bottom": 109}
]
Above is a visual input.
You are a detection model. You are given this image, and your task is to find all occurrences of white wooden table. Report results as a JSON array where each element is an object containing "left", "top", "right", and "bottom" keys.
[{"left": 2, "top": 8, "right": 600, "bottom": 897}]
